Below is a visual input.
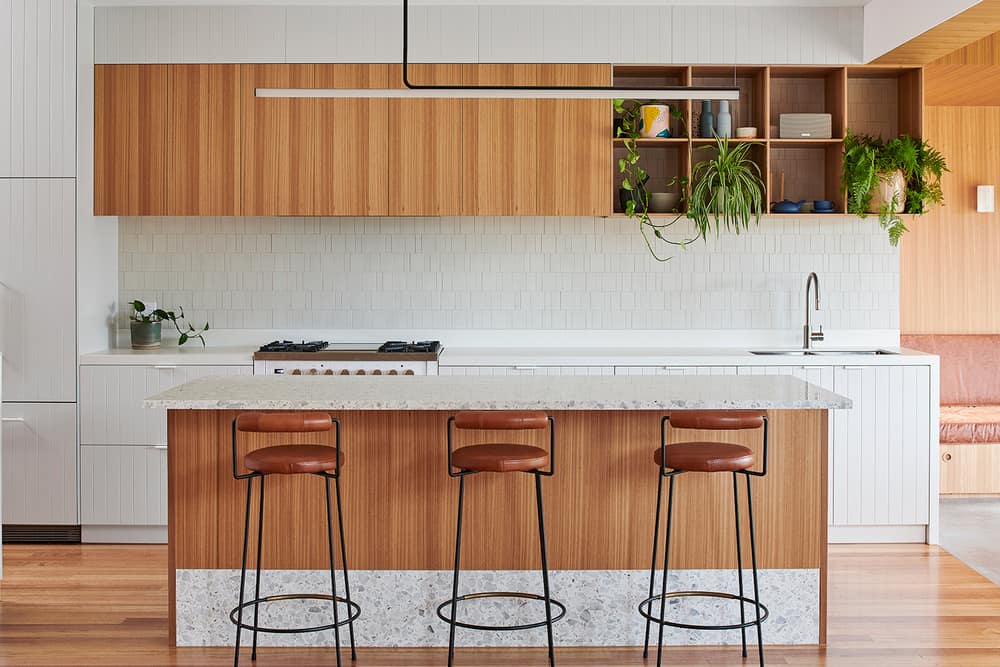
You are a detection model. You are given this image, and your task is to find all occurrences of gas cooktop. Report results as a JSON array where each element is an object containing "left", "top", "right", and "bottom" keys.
[
  {"left": 378, "top": 341, "right": 442, "bottom": 354},
  {"left": 256, "top": 340, "right": 442, "bottom": 356}
]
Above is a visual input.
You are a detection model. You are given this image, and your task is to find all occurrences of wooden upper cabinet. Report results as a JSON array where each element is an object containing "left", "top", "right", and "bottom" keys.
[
  {"left": 387, "top": 64, "right": 465, "bottom": 216},
  {"left": 536, "top": 65, "right": 612, "bottom": 216},
  {"left": 94, "top": 64, "right": 167, "bottom": 216},
  {"left": 167, "top": 65, "right": 241, "bottom": 216},
  {"left": 461, "top": 64, "right": 612, "bottom": 216},
  {"left": 241, "top": 64, "right": 391, "bottom": 216}
]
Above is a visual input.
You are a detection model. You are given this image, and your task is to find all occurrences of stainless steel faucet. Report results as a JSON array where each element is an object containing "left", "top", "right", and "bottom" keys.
[{"left": 803, "top": 272, "right": 824, "bottom": 349}]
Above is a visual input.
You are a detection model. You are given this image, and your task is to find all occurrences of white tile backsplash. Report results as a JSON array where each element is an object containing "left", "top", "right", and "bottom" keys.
[{"left": 118, "top": 215, "right": 898, "bottom": 333}]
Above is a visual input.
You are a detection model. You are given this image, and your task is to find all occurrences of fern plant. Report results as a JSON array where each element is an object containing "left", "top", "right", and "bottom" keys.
[{"left": 842, "top": 131, "right": 948, "bottom": 246}]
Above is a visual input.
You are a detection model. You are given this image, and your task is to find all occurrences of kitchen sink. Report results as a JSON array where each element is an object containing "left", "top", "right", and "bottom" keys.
[{"left": 749, "top": 349, "right": 899, "bottom": 356}]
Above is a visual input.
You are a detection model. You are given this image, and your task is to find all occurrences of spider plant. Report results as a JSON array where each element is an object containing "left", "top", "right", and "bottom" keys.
[{"left": 687, "top": 135, "right": 765, "bottom": 239}]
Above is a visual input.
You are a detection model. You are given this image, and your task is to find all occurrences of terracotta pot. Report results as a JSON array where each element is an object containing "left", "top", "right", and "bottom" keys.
[{"left": 868, "top": 170, "right": 907, "bottom": 214}]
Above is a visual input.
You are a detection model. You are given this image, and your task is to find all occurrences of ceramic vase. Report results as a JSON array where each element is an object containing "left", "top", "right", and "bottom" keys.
[
  {"left": 699, "top": 100, "right": 715, "bottom": 138},
  {"left": 639, "top": 104, "right": 672, "bottom": 138},
  {"left": 869, "top": 170, "right": 907, "bottom": 214},
  {"left": 716, "top": 100, "right": 732, "bottom": 139}
]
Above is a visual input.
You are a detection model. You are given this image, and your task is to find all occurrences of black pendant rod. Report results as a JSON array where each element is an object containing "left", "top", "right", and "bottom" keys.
[{"left": 400, "top": 0, "right": 739, "bottom": 95}]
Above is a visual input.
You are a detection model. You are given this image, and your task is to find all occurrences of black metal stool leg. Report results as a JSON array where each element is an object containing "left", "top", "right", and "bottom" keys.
[
  {"left": 234, "top": 477, "right": 254, "bottom": 667},
  {"left": 251, "top": 476, "right": 265, "bottom": 660},
  {"left": 746, "top": 474, "right": 765, "bottom": 667},
  {"left": 447, "top": 475, "right": 466, "bottom": 667},
  {"left": 324, "top": 477, "right": 343, "bottom": 667},
  {"left": 534, "top": 473, "right": 556, "bottom": 667},
  {"left": 655, "top": 475, "right": 676, "bottom": 667},
  {"left": 334, "top": 476, "right": 357, "bottom": 661},
  {"left": 643, "top": 471, "right": 664, "bottom": 659},
  {"left": 733, "top": 472, "right": 747, "bottom": 658}
]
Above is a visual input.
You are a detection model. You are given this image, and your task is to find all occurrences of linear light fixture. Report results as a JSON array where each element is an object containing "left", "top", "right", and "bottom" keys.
[{"left": 255, "top": 0, "right": 740, "bottom": 101}]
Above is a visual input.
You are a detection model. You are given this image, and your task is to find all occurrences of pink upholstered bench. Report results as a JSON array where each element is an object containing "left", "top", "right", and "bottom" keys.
[{"left": 902, "top": 334, "right": 1000, "bottom": 494}]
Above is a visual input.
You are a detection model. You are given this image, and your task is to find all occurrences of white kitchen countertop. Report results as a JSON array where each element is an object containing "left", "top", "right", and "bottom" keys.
[
  {"left": 144, "top": 373, "right": 851, "bottom": 411},
  {"left": 80, "top": 345, "right": 256, "bottom": 366},
  {"left": 438, "top": 346, "right": 937, "bottom": 367},
  {"left": 81, "top": 344, "right": 936, "bottom": 368}
]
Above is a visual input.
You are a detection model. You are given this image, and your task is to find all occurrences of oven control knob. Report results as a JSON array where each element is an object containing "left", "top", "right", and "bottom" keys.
[
  {"left": 404, "top": 369, "right": 415, "bottom": 375},
  {"left": 355, "top": 370, "right": 366, "bottom": 375},
  {"left": 292, "top": 369, "right": 302, "bottom": 375},
  {"left": 340, "top": 369, "right": 350, "bottom": 375},
  {"left": 324, "top": 369, "right": 334, "bottom": 375},
  {"left": 372, "top": 369, "right": 382, "bottom": 375},
  {"left": 388, "top": 370, "right": 398, "bottom": 375},
  {"left": 308, "top": 368, "right": 318, "bottom": 375}
]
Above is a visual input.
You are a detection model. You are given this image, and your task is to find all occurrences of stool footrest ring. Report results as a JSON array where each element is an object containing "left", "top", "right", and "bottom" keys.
[
  {"left": 436, "top": 591, "right": 567, "bottom": 632},
  {"left": 229, "top": 593, "right": 361, "bottom": 634},
  {"left": 638, "top": 590, "right": 768, "bottom": 631}
]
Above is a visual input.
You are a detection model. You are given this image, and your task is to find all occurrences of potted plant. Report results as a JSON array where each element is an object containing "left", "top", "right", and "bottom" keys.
[
  {"left": 687, "top": 135, "right": 766, "bottom": 239},
  {"left": 614, "top": 99, "right": 649, "bottom": 215},
  {"left": 842, "top": 131, "right": 948, "bottom": 245},
  {"left": 128, "top": 300, "right": 210, "bottom": 349}
]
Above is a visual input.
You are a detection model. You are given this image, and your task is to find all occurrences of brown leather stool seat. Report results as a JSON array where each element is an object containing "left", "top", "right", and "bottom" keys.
[
  {"left": 668, "top": 410, "right": 766, "bottom": 431},
  {"left": 244, "top": 445, "right": 344, "bottom": 475},
  {"left": 451, "top": 443, "right": 550, "bottom": 473},
  {"left": 654, "top": 442, "right": 754, "bottom": 473}
]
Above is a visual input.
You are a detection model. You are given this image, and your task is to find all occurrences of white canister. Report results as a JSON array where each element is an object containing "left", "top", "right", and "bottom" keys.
[{"left": 639, "top": 104, "right": 672, "bottom": 138}]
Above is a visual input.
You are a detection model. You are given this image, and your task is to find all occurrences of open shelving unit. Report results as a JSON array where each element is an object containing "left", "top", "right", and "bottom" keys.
[{"left": 610, "top": 64, "right": 923, "bottom": 217}]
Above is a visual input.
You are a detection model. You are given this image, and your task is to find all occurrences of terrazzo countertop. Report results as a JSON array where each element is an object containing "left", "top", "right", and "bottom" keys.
[{"left": 144, "top": 373, "right": 851, "bottom": 411}]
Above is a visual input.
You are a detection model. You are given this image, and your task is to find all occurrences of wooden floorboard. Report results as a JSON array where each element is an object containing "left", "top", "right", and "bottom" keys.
[{"left": 0, "top": 544, "right": 999, "bottom": 665}]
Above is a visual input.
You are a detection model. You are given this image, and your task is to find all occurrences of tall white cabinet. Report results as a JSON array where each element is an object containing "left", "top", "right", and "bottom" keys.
[{"left": 0, "top": 0, "right": 79, "bottom": 539}]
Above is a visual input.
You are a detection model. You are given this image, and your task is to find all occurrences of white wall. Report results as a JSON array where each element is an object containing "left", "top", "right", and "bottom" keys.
[
  {"left": 118, "top": 215, "right": 900, "bottom": 332},
  {"left": 94, "top": 3, "right": 864, "bottom": 64}
]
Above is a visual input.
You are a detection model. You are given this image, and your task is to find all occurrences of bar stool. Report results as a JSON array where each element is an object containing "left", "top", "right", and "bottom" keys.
[
  {"left": 438, "top": 411, "right": 565, "bottom": 667},
  {"left": 639, "top": 410, "right": 769, "bottom": 667},
  {"left": 230, "top": 412, "right": 360, "bottom": 667}
]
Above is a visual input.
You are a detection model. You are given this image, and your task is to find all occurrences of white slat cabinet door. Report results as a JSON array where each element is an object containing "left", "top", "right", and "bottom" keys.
[
  {"left": 438, "top": 366, "right": 614, "bottom": 376},
  {"left": 80, "top": 445, "right": 167, "bottom": 525},
  {"left": 615, "top": 366, "right": 739, "bottom": 376},
  {"left": 832, "top": 365, "right": 931, "bottom": 527},
  {"left": 0, "top": 0, "right": 76, "bottom": 177},
  {"left": 0, "top": 179, "right": 76, "bottom": 401},
  {"left": 80, "top": 365, "right": 251, "bottom": 445},
  {"left": 1, "top": 402, "right": 77, "bottom": 524}
]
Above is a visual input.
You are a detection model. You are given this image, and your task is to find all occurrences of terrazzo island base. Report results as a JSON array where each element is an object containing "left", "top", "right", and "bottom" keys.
[{"left": 146, "top": 374, "right": 850, "bottom": 649}]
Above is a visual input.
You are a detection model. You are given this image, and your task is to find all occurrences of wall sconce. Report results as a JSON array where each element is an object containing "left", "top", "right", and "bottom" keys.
[{"left": 977, "top": 185, "right": 995, "bottom": 213}]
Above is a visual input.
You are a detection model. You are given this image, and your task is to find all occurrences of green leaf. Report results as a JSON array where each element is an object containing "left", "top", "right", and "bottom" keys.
[
  {"left": 131, "top": 300, "right": 146, "bottom": 313},
  {"left": 622, "top": 179, "right": 633, "bottom": 191},
  {"left": 204, "top": 322, "right": 210, "bottom": 330},
  {"left": 178, "top": 333, "right": 188, "bottom": 346}
]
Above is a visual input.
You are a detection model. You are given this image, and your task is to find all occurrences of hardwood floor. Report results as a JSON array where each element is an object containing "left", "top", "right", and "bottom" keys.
[{"left": 0, "top": 544, "right": 998, "bottom": 666}]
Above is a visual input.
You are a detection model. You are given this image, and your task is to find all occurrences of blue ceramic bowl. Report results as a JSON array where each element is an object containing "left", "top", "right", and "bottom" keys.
[{"left": 814, "top": 199, "right": 835, "bottom": 211}]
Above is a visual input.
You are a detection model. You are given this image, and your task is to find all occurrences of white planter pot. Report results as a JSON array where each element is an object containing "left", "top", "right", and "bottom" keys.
[{"left": 869, "top": 170, "right": 907, "bottom": 214}]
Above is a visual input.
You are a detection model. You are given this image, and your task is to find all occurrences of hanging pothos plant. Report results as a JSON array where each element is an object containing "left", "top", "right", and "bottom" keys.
[
  {"left": 614, "top": 99, "right": 693, "bottom": 262},
  {"left": 842, "top": 131, "right": 948, "bottom": 246}
]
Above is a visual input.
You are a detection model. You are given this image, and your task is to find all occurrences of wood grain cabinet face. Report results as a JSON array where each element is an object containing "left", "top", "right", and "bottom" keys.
[
  {"left": 241, "top": 64, "right": 391, "bottom": 216},
  {"left": 94, "top": 64, "right": 167, "bottom": 216},
  {"left": 167, "top": 64, "right": 241, "bottom": 216},
  {"left": 461, "top": 64, "right": 611, "bottom": 216},
  {"left": 387, "top": 64, "right": 464, "bottom": 216}
]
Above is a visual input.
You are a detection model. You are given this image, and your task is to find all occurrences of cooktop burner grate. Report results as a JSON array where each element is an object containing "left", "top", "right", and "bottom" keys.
[
  {"left": 259, "top": 340, "right": 330, "bottom": 353},
  {"left": 377, "top": 341, "right": 442, "bottom": 354}
]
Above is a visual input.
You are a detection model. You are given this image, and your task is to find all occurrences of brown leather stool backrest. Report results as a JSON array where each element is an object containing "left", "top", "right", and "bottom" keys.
[
  {"left": 453, "top": 410, "right": 549, "bottom": 430},
  {"left": 236, "top": 412, "right": 333, "bottom": 433},
  {"left": 669, "top": 410, "right": 765, "bottom": 431}
]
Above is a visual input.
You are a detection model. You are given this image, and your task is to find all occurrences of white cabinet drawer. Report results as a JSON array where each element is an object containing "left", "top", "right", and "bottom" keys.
[
  {"left": 80, "top": 365, "right": 251, "bottom": 445},
  {"left": 439, "top": 366, "right": 614, "bottom": 376},
  {"left": 615, "top": 366, "right": 739, "bottom": 376},
  {"left": 80, "top": 445, "right": 168, "bottom": 526},
  {"left": 1, "top": 402, "right": 77, "bottom": 524}
]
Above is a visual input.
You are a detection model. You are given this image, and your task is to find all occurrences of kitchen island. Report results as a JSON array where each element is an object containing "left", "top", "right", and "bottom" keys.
[{"left": 147, "top": 373, "right": 849, "bottom": 649}]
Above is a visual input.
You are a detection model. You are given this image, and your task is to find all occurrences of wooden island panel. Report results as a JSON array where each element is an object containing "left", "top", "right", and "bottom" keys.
[{"left": 168, "top": 409, "right": 826, "bottom": 572}]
